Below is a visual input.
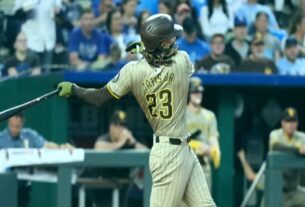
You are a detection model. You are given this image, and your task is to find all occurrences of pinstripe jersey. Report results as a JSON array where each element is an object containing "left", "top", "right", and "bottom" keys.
[
  {"left": 186, "top": 107, "right": 219, "bottom": 144},
  {"left": 107, "top": 51, "right": 194, "bottom": 138}
]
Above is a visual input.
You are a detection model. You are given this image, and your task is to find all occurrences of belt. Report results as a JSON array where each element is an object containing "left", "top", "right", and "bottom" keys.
[{"left": 154, "top": 135, "right": 191, "bottom": 145}]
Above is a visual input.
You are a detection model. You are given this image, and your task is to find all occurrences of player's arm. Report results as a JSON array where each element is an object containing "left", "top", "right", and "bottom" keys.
[
  {"left": 237, "top": 149, "right": 256, "bottom": 182},
  {"left": 94, "top": 139, "right": 126, "bottom": 150},
  {"left": 58, "top": 82, "right": 114, "bottom": 107}
]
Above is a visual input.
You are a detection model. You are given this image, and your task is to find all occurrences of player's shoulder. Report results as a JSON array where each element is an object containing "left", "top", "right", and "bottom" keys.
[
  {"left": 269, "top": 128, "right": 281, "bottom": 138},
  {"left": 201, "top": 107, "right": 216, "bottom": 117},
  {"left": 295, "top": 131, "right": 305, "bottom": 139},
  {"left": 22, "top": 128, "right": 39, "bottom": 137}
]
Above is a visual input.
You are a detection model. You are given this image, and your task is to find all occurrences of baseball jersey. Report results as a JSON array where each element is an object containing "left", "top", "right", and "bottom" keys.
[
  {"left": 269, "top": 128, "right": 305, "bottom": 191},
  {"left": 186, "top": 107, "right": 219, "bottom": 144},
  {"left": 107, "top": 51, "right": 194, "bottom": 138}
]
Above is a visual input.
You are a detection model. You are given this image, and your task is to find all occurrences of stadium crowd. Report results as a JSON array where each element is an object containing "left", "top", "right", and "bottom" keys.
[{"left": 0, "top": 0, "right": 305, "bottom": 77}]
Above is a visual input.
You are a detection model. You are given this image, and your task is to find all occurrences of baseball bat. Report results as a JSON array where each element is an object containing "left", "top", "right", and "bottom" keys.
[{"left": 0, "top": 89, "right": 59, "bottom": 122}]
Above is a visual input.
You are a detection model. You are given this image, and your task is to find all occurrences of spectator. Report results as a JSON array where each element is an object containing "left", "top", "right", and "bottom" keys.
[
  {"left": 269, "top": 107, "right": 305, "bottom": 207},
  {"left": 175, "top": 3, "right": 192, "bottom": 25},
  {"left": 68, "top": 9, "right": 110, "bottom": 71},
  {"left": 105, "top": 9, "right": 133, "bottom": 59},
  {"left": 102, "top": 44, "right": 127, "bottom": 71},
  {"left": 121, "top": 0, "right": 138, "bottom": 39},
  {"left": 196, "top": 33, "right": 236, "bottom": 73},
  {"left": 238, "top": 33, "right": 277, "bottom": 74},
  {"left": 199, "top": 0, "right": 233, "bottom": 39},
  {"left": 95, "top": 110, "right": 146, "bottom": 150},
  {"left": 94, "top": 0, "right": 115, "bottom": 30},
  {"left": 236, "top": 0, "right": 279, "bottom": 30},
  {"left": 134, "top": 10, "right": 151, "bottom": 41},
  {"left": 277, "top": 37, "right": 305, "bottom": 75},
  {"left": 21, "top": 0, "right": 62, "bottom": 73},
  {"left": 289, "top": 12, "right": 305, "bottom": 57},
  {"left": 93, "top": 110, "right": 146, "bottom": 207},
  {"left": 2, "top": 32, "right": 41, "bottom": 77},
  {"left": 0, "top": 113, "right": 73, "bottom": 207},
  {"left": 54, "top": 0, "right": 82, "bottom": 67},
  {"left": 251, "top": 12, "right": 281, "bottom": 61},
  {"left": 225, "top": 15, "right": 250, "bottom": 66},
  {"left": 175, "top": 2, "right": 204, "bottom": 39},
  {"left": 177, "top": 17, "right": 210, "bottom": 64},
  {"left": 186, "top": 77, "right": 221, "bottom": 190},
  {"left": 0, "top": 113, "right": 72, "bottom": 149},
  {"left": 158, "top": 0, "right": 174, "bottom": 16}
]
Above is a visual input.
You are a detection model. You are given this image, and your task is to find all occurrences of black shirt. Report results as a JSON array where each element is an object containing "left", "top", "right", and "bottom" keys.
[
  {"left": 2, "top": 54, "right": 40, "bottom": 76},
  {"left": 195, "top": 54, "right": 237, "bottom": 73},
  {"left": 238, "top": 57, "right": 277, "bottom": 74}
]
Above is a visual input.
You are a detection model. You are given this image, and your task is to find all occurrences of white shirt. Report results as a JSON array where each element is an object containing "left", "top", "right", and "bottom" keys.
[
  {"left": 199, "top": 5, "right": 233, "bottom": 39},
  {"left": 21, "top": 0, "right": 62, "bottom": 52}
]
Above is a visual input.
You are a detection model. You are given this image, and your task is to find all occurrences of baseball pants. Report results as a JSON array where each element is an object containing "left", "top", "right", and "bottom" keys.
[{"left": 149, "top": 137, "right": 216, "bottom": 207}]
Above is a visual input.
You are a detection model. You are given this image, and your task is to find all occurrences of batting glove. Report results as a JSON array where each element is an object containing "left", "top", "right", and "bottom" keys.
[
  {"left": 211, "top": 145, "right": 221, "bottom": 169},
  {"left": 57, "top": 82, "right": 74, "bottom": 97}
]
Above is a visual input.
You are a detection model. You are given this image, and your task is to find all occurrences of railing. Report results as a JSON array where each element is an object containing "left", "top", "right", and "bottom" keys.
[{"left": 265, "top": 152, "right": 305, "bottom": 206}]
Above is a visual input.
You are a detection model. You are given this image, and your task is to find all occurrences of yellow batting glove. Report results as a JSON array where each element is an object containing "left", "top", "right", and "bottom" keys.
[
  {"left": 211, "top": 146, "right": 221, "bottom": 169},
  {"left": 57, "top": 82, "right": 74, "bottom": 98},
  {"left": 189, "top": 140, "right": 201, "bottom": 150}
]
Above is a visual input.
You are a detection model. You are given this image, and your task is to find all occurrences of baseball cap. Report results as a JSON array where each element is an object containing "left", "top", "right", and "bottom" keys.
[
  {"left": 111, "top": 110, "right": 127, "bottom": 126},
  {"left": 189, "top": 77, "right": 204, "bottom": 93},
  {"left": 182, "top": 17, "right": 196, "bottom": 34},
  {"left": 284, "top": 37, "right": 298, "bottom": 48},
  {"left": 234, "top": 15, "right": 247, "bottom": 27},
  {"left": 282, "top": 107, "right": 298, "bottom": 122}
]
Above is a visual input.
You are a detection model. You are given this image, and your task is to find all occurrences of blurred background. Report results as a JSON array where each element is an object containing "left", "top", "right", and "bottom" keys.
[{"left": 1, "top": 0, "right": 305, "bottom": 207}]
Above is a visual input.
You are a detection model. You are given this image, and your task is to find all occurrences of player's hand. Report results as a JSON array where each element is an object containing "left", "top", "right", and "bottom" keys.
[
  {"left": 120, "top": 128, "right": 136, "bottom": 145},
  {"left": 125, "top": 41, "right": 144, "bottom": 54},
  {"left": 57, "top": 82, "right": 74, "bottom": 97},
  {"left": 211, "top": 145, "right": 221, "bottom": 169},
  {"left": 299, "top": 146, "right": 305, "bottom": 155}
]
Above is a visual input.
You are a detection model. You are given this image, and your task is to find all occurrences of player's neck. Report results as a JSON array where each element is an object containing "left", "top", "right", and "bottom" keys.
[{"left": 188, "top": 103, "right": 201, "bottom": 113}]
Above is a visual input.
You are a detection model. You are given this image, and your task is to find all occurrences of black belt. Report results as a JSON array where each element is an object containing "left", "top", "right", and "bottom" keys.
[{"left": 155, "top": 136, "right": 191, "bottom": 145}]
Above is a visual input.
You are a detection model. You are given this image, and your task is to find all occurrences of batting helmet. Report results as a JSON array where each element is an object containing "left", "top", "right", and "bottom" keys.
[
  {"left": 140, "top": 14, "right": 183, "bottom": 52},
  {"left": 189, "top": 77, "right": 204, "bottom": 93}
]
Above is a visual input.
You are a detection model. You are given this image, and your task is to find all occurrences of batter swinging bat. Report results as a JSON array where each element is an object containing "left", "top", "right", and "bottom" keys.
[{"left": 0, "top": 89, "right": 59, "bottom": 122}]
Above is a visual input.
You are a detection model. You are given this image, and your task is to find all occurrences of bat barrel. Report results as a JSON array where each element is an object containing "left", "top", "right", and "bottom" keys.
[{"left": 0, "top": 89, "right": 59, "bottom": 122}]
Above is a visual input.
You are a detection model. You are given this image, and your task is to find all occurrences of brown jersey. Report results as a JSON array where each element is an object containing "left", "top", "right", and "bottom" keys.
[{"left": 107, "top": 51, "right": 194, "bottom": 138}]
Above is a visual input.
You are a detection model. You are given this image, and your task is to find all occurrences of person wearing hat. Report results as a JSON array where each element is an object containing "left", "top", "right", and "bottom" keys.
[
  {"left": 186, "top": 77, "right": 221, "bottom": 191},
  {"left": 251, "top": 11, "right": 281, "bottom": 61},
  {"left": 238, "top": 32, "right": 277, "bottom": 74},
  {"left": 196, "top": 33, "right": 236, "bottom": 73},
  {"left": 277, "top": 36, "right": 305, "bottom": 75},
  {"left": 94, "top": 110, "right": 145, "bottom": 150},
  {"left": 225, "top": 15, "right": 250, "bottom": 66},
  {"left": 269, "top": 107, "right": 305, "bottom": 207},
  {"left": 177, "top": 16, "right": 210, "bottom": 64},
  {"left": 93, "top": 110, "right": 146, "bottom": 207}
]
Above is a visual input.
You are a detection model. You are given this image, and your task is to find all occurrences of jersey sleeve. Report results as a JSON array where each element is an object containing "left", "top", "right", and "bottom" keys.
[
  {"left": 208, "top": 113, "right": 219, "bottom": 141},
  {"left": 269, "top": 130, "right": 279, "bottom": 151},
  {"left": 181, "top": 51, "right": 194, "bottom": 77},
  {"left": 106, "top": 63, "right": 132, "bottom": 99}
]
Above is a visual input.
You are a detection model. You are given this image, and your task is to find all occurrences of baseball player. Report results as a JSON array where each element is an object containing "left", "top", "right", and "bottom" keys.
[
  {"left": 57, "top": 14, "right": 215, "bottom": 207},
  {"left": 186, "top": 77, "right": 221, "bottom": 191}
]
